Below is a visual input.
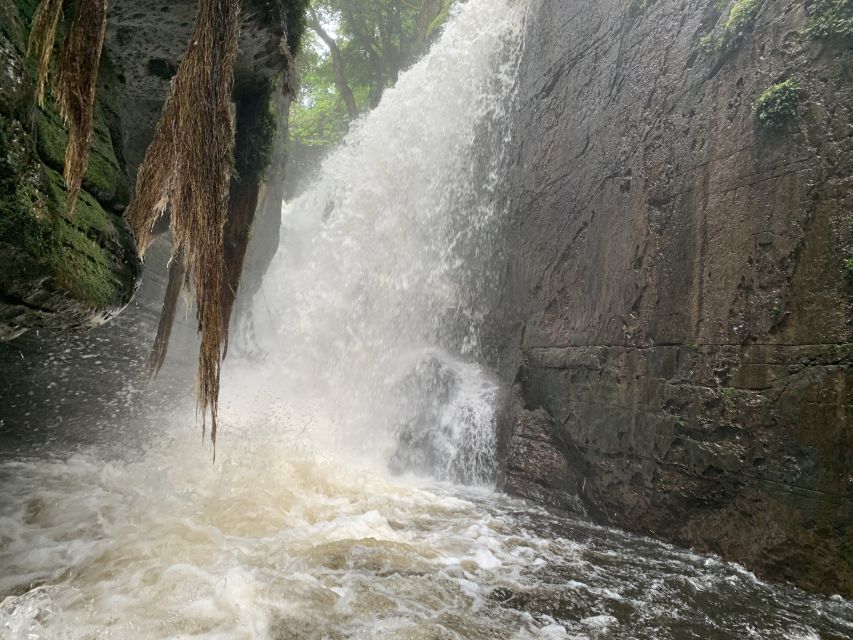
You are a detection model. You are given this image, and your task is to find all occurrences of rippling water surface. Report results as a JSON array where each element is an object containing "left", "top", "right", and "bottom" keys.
[
  {"left": 1, "top": 402, "right": 851, "bottom": 640},
  {"left": 2, "top": 0, "right": 851, "bottom": 637}
]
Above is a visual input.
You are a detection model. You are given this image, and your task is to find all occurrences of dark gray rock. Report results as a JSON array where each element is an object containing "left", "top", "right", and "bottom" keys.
[{"left": 496, "top": 0, "right": 852, "bottom": 596}]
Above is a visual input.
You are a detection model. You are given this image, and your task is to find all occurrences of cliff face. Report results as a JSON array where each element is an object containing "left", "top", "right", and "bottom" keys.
[
  {"left": 0, "top": 0, "right": 300, "bottom": 340},
  {"left": 498, "top": 0, "right": 852, "bottom": 595},
  {"left": 0, "top": 0, "right": 140, "bottom": 339},
  {"left": 0, "top": 0, "right": 300, "bottom": 447}
]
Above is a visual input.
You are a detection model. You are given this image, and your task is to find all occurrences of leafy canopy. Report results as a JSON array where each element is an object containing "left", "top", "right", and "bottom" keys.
[{"left": 291, "top": 0, "right": 450, "bottom": 147}]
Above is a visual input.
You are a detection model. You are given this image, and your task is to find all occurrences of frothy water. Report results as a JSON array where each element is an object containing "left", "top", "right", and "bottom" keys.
[
  {"left": 1, "top": 415, "right": 851, "bottom": 639},
  {"left": 2, "top": 0, "right": 853, "bottom": 638}
]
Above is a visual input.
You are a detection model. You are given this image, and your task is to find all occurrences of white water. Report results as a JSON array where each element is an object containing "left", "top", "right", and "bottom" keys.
[
  {"left": 244, "top": 0, "right": 527, "bottom": 482},
  {"left": 2, "top": 0, "right": 852, "bottom": 638}
]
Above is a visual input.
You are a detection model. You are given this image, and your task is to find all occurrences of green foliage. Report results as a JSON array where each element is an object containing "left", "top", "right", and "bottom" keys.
[
  {"left": 699, "top": 31, "right": 724, "bottom": 53},
  {"left": 291, "top": 0, "right": 451, "bottom": 148},
  {"left": 282, "top": 0, "right": 312, "bottom": 53},
  {"left": 805, "top": 0, "right": 853, "bottom": 41},
  {"left": 700, "top": 0, "right": 762, "bottom": 53},
  {"left": 624, "top": 0, "right": 651, "bottom": 13},
  {"left": 290, "top": 42, "right": 355, "bottom": 147},
  {"left": 426, "top": 1, "right": 451, "bottom": 38},
  {"left": 726, "top": 0, "right": 760, "bottom": 32},
  {"left": 753, "top": 79, "right": 800, "bottom": 129},
  {"left": 844, "top": 257, "right": 853, "bottom": 279}
]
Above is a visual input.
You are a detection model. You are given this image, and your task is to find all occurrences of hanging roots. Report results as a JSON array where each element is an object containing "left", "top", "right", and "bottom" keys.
[
  {"left": 126, "top": 0, "right": 240, "bottom": 452},
  {"left": 28, "top": 0, "right": 109, "bottom": 213},
  {"left": 27, "top": 0, "right": 64, "bottom": 106},
  {"left": 125, "top": 95, "right": 178, "bottom": 252},
  {"left": 146, "top": 251, "right": 186, "bottom": 379},
  {"left": 144, "top": 85, "right": 272, "bottom": 386},
  {"left": 56, "top": 0, "right": 109, "bottom": 211}
]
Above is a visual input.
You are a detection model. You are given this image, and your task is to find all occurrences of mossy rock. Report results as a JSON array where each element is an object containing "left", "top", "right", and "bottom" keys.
[
  {"left": 34, "top": 97, "right": 130, "bottom": 207},
  {"left": 0, "top": 0, "right": 141, "bottom": 339}
]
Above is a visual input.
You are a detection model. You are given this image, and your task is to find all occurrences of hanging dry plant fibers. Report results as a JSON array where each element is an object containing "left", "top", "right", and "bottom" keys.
[
  {"left": 147, "top": 253, "right": 187, "bottom": 379},
  {"left": 126, "top": 0, "right": 240, "bottom": 451},
  {"left": 28, "top": 0, "right": 109, "bottom": 213},
  {"left": 27, "top": 0, "right": 264, "bottom": 452},
  {"left": 57, "top": 0, "right": 109, "bottom": 210},
  {"left": 27, "top": 0, "right": 64, "bottom": 105}
]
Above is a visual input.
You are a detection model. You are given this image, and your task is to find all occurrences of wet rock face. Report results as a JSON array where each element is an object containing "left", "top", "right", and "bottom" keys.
[
  {"left": 0, "top": 0, "right": 296, "bottom": 339},
  {"left": 106, "top": 0, "right": 295, "bottom": 174},
  {"left": 390, "top": 355, "right": 464, "bottom": 478},
  {"left": 498, "top": 0, "right": 852, "bottom": 595},
  {"left": 0, "top": 0, "right": 141, "bottom": 338}
]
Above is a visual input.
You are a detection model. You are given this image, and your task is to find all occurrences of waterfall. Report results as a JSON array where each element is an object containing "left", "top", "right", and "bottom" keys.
[
  {"left": 230, "top": 0, "right": 530, "bottom": 484},
  {"left": 2, "top": 3, "right": 851, "bottom": 638}
]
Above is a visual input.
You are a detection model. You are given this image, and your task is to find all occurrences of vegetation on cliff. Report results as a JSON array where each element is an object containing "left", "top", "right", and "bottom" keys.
[
  {"left": 805, "top": 0, "right": 853, "bottom": 40},
  {"left": 28, "top": 0, "right": 109, "bottom": 213},
  {"left": 700, "top": 0, "right": 762, "bottom": 53},
  {"left": 1, "top": 0, "right": 307, "bottom": 448},
  {"left": 753, "top": 78, "right": 800, "bottom": 129}
]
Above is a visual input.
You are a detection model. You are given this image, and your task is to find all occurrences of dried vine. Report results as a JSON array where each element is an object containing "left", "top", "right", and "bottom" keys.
[
  {"left": 28, "top": 0, "right": 109, "bottom": 213},
  {"left": 126, "top": 0, "right": 240, "bottom": 451}
]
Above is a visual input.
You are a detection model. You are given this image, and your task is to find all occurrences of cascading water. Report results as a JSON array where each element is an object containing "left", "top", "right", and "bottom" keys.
[
  {"left": 1, "top": 1, "right": 852, "bottom": 638},
  {"left": 242, "top": 0, "right": 527, "bottom": 483}
]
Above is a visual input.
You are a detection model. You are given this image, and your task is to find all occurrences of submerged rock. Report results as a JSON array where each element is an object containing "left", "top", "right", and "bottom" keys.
[{"left": 390, "top": 351, "right": 501, "bottom": 485}]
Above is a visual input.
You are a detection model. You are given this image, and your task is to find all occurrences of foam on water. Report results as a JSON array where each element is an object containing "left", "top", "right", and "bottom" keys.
[
  {"left": 1, "top": 0, "right": 852, "bottom": 637},
  {"left": 1, "top": 408, "right": 851, "bottom": 639}
]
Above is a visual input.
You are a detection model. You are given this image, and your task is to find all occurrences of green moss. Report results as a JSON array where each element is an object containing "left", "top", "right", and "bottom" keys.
[
  {"left": 1, "top": 79, "right": 135, "bottom": 315},
  {"left": 1, "top": 125, "right": 132, "bottom": 309},
  {"left": 0, "top": 120, "right": 52, "bottom": 257},
  {"left": 42, "top": 167, "right": 130, "bottom": 307},
  {"left": 805, "top": 0, "right": 853, "bottom": 41},
  {"left": 12, "top": 0, "right": 41, "bottom": 26},
  {"left": 0, "top": 0, "right": 139, "bottom": 326},
  {"left": 844, "top": 257, "right": 853, "bottom": 279},
  {"left": 700, "top": 0, "right": 762, "bottom": 53},
  {"left": 34, "top": 96, "right": 129, "bottom": 205},
  {"left": 754, "top": 78, "right": 800, "bottom": 129}
]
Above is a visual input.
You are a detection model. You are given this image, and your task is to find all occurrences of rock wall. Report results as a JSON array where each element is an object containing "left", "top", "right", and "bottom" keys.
[
  {"left": 0, "top": 0, "right": 141, "bottom": 339},
  {"left": 0, "top": 0, "right": 303, "bottom": 446},
  {"left": 0, "top": 0, "right": 303, "bottom": 340},
  {"left": 498, "top": 0, "right": 852, "bottom": 595}
]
